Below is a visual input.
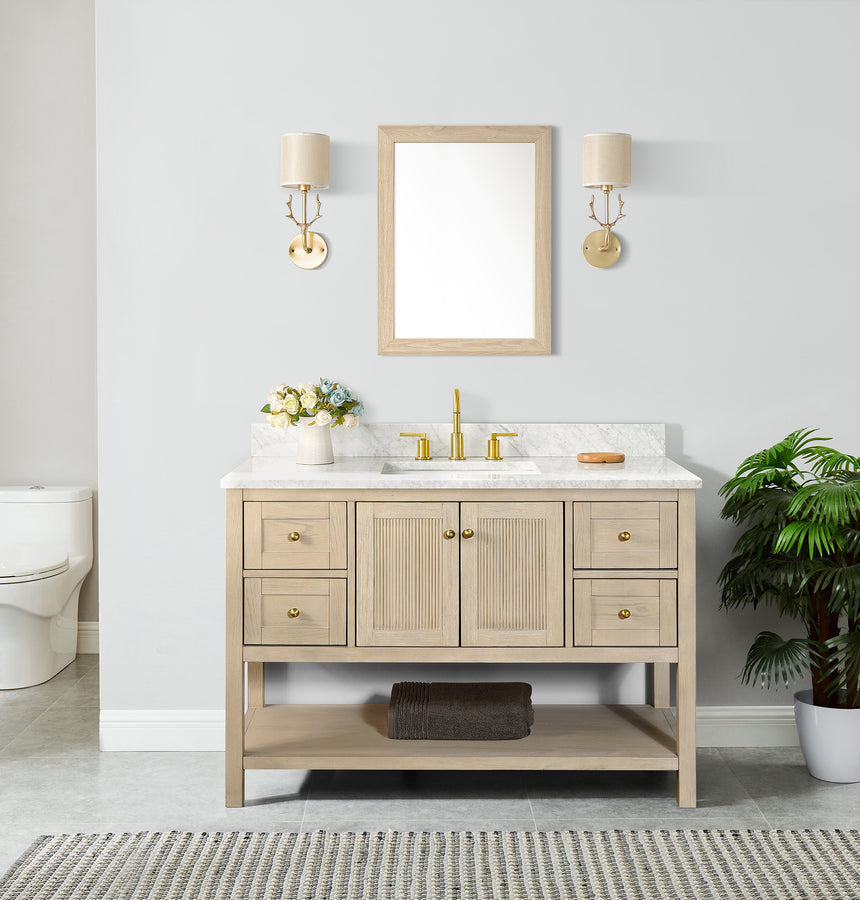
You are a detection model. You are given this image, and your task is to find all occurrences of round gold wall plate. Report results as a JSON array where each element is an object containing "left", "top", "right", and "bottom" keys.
[
  {"left": 289, "top": 232, "right": 328, "bottom": 269},
  {"left": 582, "top": 231, "right": 621, "bottom": 268}
]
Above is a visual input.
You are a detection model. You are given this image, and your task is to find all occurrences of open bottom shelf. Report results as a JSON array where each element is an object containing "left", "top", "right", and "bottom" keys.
[{"left": 243, "top": 703, "right": 679, "bottom": 771}]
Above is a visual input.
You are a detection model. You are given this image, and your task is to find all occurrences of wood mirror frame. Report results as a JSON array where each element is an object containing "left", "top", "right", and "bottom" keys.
[{"left": 378, "top": 125, "right": 551, "bottom": 356}]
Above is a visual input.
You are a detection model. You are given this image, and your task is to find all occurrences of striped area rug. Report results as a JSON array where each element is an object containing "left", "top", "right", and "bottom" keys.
[{"left": 1, "top": 830, "right": 858, "bottom": 899}]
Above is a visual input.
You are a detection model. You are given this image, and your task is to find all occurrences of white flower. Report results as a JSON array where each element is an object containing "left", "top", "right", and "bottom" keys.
[
  {"left": 273, "top": 383, "right": 287, "bottom": 393},
  {"left": 298, "top": 382, "right": 317, "bottom": 394},
  {"left": 266, "top": 412, "right": 288, "bottom": 428},
  {"left": 283, "top": 394, "right": 299, "bottom": 415},
  {"left": 315, "top": 409, "right": 333, "bottom": 426},
  {"left": 300, "top": 391, "right": 318, "bottom": 410},
  {"left": 343, "top": 413, "right": 357, "bottom": 429},
  {"left": 268, "top": 395, "right": 284, "bottom": 414}
]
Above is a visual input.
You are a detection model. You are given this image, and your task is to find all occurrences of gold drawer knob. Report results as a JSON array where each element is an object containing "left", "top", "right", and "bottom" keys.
[
  {"left": 462, "top": 528, "right": 475, "bottom": 539},
  {"left": 288, "top": 532, "right": 301, "bottom": 542},
  {"left": 288, "top": 608, "right": 301, "bottom": 618},
  {"left": 618, "top": 608, "right": 631, "bottom": 620},
  {"left": 618, "top": 531, "right": 631, "bottom": 542},
  {"left": 443, "top": 529, "right": 456, "bottom": 540}
]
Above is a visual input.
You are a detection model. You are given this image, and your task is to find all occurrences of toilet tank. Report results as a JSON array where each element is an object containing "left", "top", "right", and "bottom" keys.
[{"left": 0, "top": 487, "right": 93, "bottom": 563}]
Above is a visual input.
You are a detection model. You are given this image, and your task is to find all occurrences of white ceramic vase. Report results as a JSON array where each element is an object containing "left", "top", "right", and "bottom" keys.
[
  {"left": 295, "top": 419, "right": 334, "bottom": 465},
  {"left": 794, "top": 690, "right": 860, "bottom": 783}
]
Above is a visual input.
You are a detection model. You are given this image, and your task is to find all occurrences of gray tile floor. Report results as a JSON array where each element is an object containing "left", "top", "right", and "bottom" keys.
[{"left": 2, "top": 655, "right": 859, "bottom": 875}]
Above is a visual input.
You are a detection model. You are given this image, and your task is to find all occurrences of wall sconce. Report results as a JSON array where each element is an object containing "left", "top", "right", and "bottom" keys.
[
  {"left": 582, "top": 132, "right": 631, "bottom": 268},
  {"left": 281, "top": 132, "right": 330, "bottom": 269}
]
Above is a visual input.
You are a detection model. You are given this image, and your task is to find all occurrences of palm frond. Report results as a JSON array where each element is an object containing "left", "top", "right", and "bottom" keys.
[
  {"left": 838, "top": 526, "right": 860, "bottom": 556},
  {"left": 821, "top": 631, "right": 860, "bottom": 708},
  {"left": 803, "top": 561, "right": 860, "bottom": 618},
  {"left": 719, "top": 555, "right": 812, "bottom": 617},
  {"left": 736, "top": 429, "right": 823, "bottom": 475},
  {"left": 787, "top": 479, "right": 860, "bottom": 527},
  {"left": 804, "top": 447, "right": 860, "bottom": 476},
  {"left": 740, "top": 632, "right": 812, "bottom": 689},
  {"left": 775, "top": 520, "right": 839, "bottom": 557}
]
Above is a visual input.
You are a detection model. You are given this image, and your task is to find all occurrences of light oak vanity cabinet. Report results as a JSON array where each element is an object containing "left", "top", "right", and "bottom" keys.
[
  {"left": 356, "top": 501, "right": 563, "bottom": 647},
  {"left": 225, "top": 485, "right": 697, "bottom": 810}
]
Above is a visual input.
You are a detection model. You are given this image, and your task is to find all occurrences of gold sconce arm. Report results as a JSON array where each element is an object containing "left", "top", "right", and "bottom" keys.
[
  {"left": 583, "top": 185, "right": 625, "bottom": 267},
  {"left": 285, "top": 188, "right": 323, "bottom": 252},
  {"left": 588, "top": 186, "right": 625, "bottom": 250}
]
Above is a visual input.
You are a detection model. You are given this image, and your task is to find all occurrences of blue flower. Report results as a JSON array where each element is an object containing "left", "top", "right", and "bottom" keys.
[
  {"left": 329, "top": 388, "right": 347, "bottom": 407},
  {"left": 319, "top": 378, "right": 335, "bottom": 395},
  {"left": 342, "top": 387, "right": 353, "bottom": 401},
  {"left": 351, "top": 401, "right": 364, "bottom": 416}
]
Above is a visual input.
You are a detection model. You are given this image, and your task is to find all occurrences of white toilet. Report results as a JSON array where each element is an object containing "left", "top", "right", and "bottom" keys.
[{"left": 0, "top": 486, "right": 93, "bottom": 689}]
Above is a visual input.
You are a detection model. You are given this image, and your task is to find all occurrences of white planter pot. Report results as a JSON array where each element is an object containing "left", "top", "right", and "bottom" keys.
[
  {"left": 794, "top": 690, "right": 860, "bottom": 783},
  {"left": 295, "top": 419, "right": 334, "bottom": 465}
]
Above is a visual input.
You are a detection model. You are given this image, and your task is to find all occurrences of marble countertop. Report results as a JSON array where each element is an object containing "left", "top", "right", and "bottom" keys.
[{"left": 221, "top": 456, "right": 702, "bottom": 490}]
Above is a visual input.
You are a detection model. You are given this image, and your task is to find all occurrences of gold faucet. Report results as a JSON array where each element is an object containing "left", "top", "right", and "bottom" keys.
[{"left": 450, "top": 388, "right": 466, "bottom": 460}]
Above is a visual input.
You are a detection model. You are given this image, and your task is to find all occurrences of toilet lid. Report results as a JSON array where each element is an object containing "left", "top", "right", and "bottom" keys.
[{"left": 0, "top": 545, "right": 69, "bottom": 582}]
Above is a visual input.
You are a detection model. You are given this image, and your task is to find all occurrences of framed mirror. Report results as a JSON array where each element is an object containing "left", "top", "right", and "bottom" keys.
[{"left": 378, "top": 126, "right": 551, "bottom": 355}]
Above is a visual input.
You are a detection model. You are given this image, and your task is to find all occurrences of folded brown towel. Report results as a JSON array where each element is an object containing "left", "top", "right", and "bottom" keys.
[{"left": 387, "top": 681, "right": 534, "bottom": 741}]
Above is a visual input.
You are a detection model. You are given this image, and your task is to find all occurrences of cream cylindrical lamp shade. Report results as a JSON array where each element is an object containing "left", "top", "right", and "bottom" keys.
[
  {"left": 582, "top": 133, "right": 631, "bottom": 189},
  {"left": 280, "top": 132, "right": 330, "bottom": 189}
]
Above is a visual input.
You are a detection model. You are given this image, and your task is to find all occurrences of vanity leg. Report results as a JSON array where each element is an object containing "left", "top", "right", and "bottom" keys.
[
  {"left": 676, "top": 489, "right": 697, "bottom": 808},
  {"left": 248, "top": 662, "right": 265, "bottom": 707},
  {"left": 226, "top": 489, "right": 245, "bottom": 808},
  {"left": 652, "top": 662, "right": 671, "bottom": 708}
]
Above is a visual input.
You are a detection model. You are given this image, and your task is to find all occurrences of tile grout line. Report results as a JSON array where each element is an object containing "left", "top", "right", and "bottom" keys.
[
  {"left": 524, "top": 779, "right": 539, "bottom": 831},
  {"left": 716, "top": 747, "right": 774, "bottom": 828}
]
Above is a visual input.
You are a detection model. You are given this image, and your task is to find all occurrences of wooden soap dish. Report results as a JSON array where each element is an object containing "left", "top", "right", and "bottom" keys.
[{"left": 576, "top": 452, "right": 625, "bottom": 464}]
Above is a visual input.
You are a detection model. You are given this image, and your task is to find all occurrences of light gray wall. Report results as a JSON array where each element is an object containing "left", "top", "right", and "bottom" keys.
[
  {"left": 1, "top": 0, "right": 98, "bottom": 621},
  {"left": 96, "top": 0, "right": 860, "bottom": 710}
]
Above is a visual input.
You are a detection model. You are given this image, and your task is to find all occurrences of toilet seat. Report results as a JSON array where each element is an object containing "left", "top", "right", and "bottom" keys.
[{"left": 0, "top": 546, "right": 69, "bottom": 584}]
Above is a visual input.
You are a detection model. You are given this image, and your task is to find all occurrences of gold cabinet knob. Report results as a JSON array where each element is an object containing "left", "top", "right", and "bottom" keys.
[
  {"left": 288, "top": 608, "right": 300, "bottom": 618},
  {"left": 618, "top": 531, "right": 631, "bottom": 542},
  {"left": 443, "top": 529, "right": 456, "bottom": 540},
  {"left": 618, "top": 608, "right": 631, "bottom": 620},
  {"left": 462, "top": 528, "right": 475, "bottom": 539},
  {"left": 288, "top": 532, "right": 301, "bottom": 542}
]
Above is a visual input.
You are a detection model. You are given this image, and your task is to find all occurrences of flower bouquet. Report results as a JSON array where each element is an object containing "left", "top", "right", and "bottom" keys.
[
  {"left": 261, "top": 378, "right": 363, "bottom": 429},
  {"left": 260, "top": 378, "right": 363, "bottom": 465}
]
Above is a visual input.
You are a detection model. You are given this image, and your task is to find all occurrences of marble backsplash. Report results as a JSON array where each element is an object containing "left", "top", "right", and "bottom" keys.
[{"left": 250, "top": 423, "right": 665, "bottom": 459}]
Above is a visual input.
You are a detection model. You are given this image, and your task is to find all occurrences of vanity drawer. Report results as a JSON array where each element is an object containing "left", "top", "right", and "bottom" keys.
[
  {"left": 244, "top": 578, "right": 347, "bottom": 645},
  {"left": 574, "top": 579, "right": 677, "bottom": 647},
  {"left": 573, "top": 502, "right": 677, "bottom": 569},
  {"left": 244, "top": 501, "right": 347, "bottom": 570}
]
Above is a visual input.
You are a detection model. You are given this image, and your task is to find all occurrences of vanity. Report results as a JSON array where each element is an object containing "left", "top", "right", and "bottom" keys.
[{"left": 222, "top": 423, "right": 701, "bottom": 808}]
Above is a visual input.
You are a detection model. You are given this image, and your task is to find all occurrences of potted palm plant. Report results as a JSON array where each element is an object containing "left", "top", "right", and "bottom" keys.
[{"left": 719, "top": 429, "right": 860, "bottom": 782}]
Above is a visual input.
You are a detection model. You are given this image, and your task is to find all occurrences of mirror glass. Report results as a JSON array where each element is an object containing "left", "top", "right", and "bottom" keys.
[
  {"left": 394, "top": 143, "right": 534, "bottom": 340},
  {"left": 379, "top": 126, "right": 551, "bottom": 355}
]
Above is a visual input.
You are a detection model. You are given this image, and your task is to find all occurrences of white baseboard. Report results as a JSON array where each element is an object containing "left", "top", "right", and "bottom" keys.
[
  {"left": 98, "top": 705, "right": 797, "bottom": 752},
  {"left": 77, "top": 621, "right": 99, "bottom": 654},
  {"left": 99, "top": 710, "right": 225, "bottom": 751},
  {"left": 696, "top": 705, "right": 798, "bottom": 747}
]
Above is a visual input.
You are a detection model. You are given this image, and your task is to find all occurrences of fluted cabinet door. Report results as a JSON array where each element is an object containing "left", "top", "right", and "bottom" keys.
[
  {"left": 356, "top": 502, "right": 459, "bottom": 646},
  {"left": 460, "top": 502, "right": 564, "bottom": 647}
]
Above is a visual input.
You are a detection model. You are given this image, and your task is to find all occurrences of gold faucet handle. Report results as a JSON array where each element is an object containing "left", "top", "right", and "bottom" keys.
[
  {"left": 486, "top": 432, "right": 518, "bottom": 461},
  {"left": 400, "top": 432, "right": 432, "bottom": 461}
]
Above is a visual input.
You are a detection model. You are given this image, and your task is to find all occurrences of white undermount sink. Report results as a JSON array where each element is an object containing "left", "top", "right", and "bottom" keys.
[{"left": 381, "top": 459, "right": 541, "bottom": 477}]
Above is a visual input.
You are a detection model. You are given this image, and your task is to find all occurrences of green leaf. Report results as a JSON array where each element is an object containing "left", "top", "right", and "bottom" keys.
[
  {"left": 740, "top": 632, "right": 812, "bottom": 690},
  {"left": 261, "top": 404, "right": 271, "bottom": 414},
  {"left": 821, "top": 631, "right": 860, "bottom": 707},
  {"left": 775, "top": 521, "right": 838, "bottom": 557},
  {"left": 787, "top": 479, "right": 860, "bottom": 526}
]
